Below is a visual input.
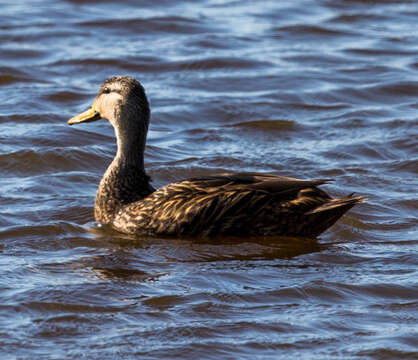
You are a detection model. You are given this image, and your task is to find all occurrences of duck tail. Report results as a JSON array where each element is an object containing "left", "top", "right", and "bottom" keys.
[
  {"left": 305, "top": 195, "right": 366, "bottom": 215},
  {"left": 303, "top": 195, "right": 366, "bottom": 237}
]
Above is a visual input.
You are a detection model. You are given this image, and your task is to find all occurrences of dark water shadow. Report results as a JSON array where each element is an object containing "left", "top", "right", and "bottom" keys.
[{"left": 85, "top": 225, "right": 325, "bottom": 263}]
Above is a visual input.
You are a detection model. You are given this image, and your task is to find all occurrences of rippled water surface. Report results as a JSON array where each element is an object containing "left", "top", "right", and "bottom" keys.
[{"left": 1, "top": 0, "right": 417, "bottom": 359}]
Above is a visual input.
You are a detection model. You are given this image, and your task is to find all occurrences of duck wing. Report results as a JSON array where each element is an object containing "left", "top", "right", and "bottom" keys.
[
  {"left": 185, "top": 172, "right": 332, "bottom": 197},
  {"left": 112, "top": 172, "right": 364, "bottom": 238}
]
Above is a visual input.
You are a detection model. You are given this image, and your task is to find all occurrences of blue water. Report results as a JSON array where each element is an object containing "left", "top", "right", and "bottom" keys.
[{"left": 0, "top": 0, "right": 417, "bottom": 359}]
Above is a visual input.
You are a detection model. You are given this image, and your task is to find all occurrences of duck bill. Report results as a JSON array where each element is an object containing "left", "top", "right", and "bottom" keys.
[{"left": 68, "top": 107, "right": 101, "bottom": 125}]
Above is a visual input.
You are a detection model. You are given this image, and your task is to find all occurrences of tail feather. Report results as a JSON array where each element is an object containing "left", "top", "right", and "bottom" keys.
[
  {"left": 305, "top": 195, "right": 366, "bottom": 215},
  {"left": 300, "top": 195, "right": 366, "bottom": 238}
]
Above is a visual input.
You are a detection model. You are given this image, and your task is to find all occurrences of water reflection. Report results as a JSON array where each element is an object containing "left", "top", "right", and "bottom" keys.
[{"left": 87, "top": 225, "right": 323, "bottom": 263}]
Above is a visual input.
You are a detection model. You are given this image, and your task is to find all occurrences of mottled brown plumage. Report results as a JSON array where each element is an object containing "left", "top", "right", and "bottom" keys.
[{"left": 68, "top": 76, "right": 365, "bottom": 238}]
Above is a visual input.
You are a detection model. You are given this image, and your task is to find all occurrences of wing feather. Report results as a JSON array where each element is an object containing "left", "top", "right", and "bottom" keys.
[{"left": 112, "top": 172, "right": 358, "bottom": 237}]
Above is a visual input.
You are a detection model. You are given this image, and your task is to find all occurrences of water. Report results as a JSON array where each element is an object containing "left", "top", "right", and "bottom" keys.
[{"left": 1, "top": 0, "right": 417, "bottom": 359}]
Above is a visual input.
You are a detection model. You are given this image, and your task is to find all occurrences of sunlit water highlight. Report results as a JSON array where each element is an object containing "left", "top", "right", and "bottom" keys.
[{"left": 0, "top": 0, "right": 417, "bottom": 359}]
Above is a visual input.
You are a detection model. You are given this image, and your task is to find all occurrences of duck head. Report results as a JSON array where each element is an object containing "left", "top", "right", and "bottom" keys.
[
  {"left": 68, "top": 76, "right": 150, "bottom": 164},
  {"left": 68, "top": 76, "right": 150, "bottom": 128}
]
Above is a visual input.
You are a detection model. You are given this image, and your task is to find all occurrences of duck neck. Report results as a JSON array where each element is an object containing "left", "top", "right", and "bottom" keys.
[
  {"left": 94, "top": 124, "right": 154, "bottom": 225},
  {"left": 115, "top": 124, "right": 146, "bottom": 168}
]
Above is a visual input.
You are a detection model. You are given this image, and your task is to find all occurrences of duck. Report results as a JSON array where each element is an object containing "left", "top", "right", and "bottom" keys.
[{"left": 68, "top": 76, "right": 365, "bottom": 238}]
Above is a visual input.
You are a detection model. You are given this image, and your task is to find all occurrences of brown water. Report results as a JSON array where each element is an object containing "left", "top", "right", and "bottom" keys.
[{"left": 1, "top": 0, "right": 417, "bottom": 359}]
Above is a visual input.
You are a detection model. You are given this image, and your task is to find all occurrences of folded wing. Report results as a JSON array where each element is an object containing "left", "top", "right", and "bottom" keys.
[{"left": 113, "top": 172, "right": 364, "bottom": 238}]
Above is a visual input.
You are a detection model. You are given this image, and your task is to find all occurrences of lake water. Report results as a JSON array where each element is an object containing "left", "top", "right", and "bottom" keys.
[{"left": 0, "top": 0, "right": 417, "bottom": 359}]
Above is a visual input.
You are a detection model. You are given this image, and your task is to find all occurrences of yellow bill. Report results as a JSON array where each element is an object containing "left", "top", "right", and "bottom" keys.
[{"left": 68, "top": 106, "right": 101, "bottom": 125}]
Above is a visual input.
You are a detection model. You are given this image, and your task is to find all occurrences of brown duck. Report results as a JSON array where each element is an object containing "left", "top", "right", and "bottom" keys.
[{"left": 68, "top": 76, "right": 365, "bottom": 238}]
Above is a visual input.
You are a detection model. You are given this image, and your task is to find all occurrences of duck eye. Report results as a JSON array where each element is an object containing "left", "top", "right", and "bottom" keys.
[{"left": 103, "top": 87, "right": 110, "bottom": 94}]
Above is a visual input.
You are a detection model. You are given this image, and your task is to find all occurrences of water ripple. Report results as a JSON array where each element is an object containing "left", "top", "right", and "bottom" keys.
[{"left": 0, "top": 0, "right": 417, "bottom": 359}]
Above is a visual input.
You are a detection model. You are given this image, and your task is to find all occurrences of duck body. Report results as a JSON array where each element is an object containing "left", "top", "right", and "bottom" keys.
[
  {"left": 69, "top": 76, "right": 364, "bottom": 239},
  {"left": 108, "top": 172, "right": 362, "bottom": 238}
]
